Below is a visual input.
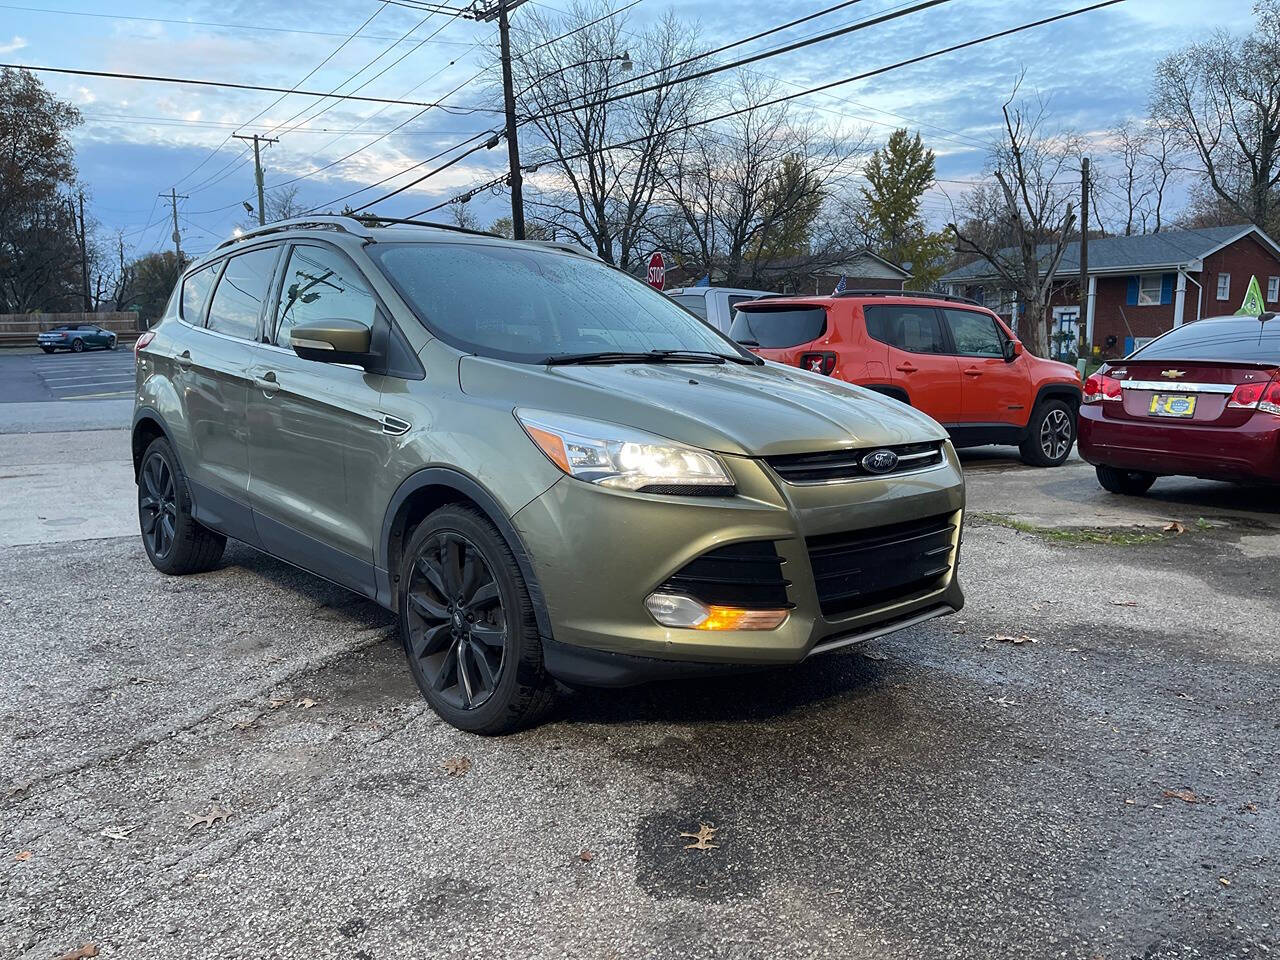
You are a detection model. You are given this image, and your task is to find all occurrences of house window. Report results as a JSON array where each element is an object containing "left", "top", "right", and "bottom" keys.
[
  {"left": 1137, "top": 274, "right": 1162, "bottom": 306},
  {"left": 1217, "top": 273, "right": 1231, "bottom": 300},
  {"left": 1269, "top": 277, "right": 1279, "bottom": 303}
]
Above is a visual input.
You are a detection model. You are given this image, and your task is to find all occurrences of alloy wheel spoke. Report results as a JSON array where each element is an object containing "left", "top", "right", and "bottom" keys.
[
  {"left": 441, "top": 537, "right": 463, "bottom": 596},
  {"left": 431, "top": 643, "right": 458, "bottom": 693},
  {"left": 456, "top": 642, "right": 475, "bottom": 706},
  {"left": 407, "top": 588, "right": 449, "bottom": 622},
  {"left": 465, "top": 579, "right": 499, "bottom": 612},
  {"left": 470, "top": 643, "right": 497, "bottom": 690},
  {"left": 470, "top": 623, "right": 506, "bottom": 648},
  {"left": 411, "top": 621, "right": 452, "bottom": 659},
  {"left": 415, "top": 554, "right": 449, "bottom": 599}
]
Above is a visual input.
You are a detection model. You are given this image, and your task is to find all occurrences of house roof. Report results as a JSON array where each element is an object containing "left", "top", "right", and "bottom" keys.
[{"left": 940, "top": 224, "right": 1280, "bottom": 284}]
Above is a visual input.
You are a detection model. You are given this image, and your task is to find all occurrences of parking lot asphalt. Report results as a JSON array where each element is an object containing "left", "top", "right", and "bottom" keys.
[
  {"left": 2, "top": 412, "right": 1278, "bottom": 959},
  {"left": 0, "top": 349, "right": 136, "bottom": 404}
]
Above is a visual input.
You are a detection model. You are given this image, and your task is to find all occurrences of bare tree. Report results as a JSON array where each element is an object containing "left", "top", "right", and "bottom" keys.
[
  {"left": 511, "top": 2, "right": 706, "bottom": 268},
  {"left": 950, "top": 80, "right": 1078, "bottom": 357},
  {"left": 1151, "top": 0, "right": 1280, "bottom": 233}
]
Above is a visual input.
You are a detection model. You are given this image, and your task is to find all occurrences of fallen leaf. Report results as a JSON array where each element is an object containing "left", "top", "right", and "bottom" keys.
[
  {"left": 442, "top": 756, "right": 471, "bottom": 777},
  {"left": 267, "top": 698, "right": 288, "bottom": 709},
  {"left": 14, "top": 850, "right": 32, "bottom": 861},
  {"left": 987, "top": 634, "right": 1040, "bottom": 645},
  {"left": 578, "top": 849, "right": 594, "bottom": 862},
  {"left": 184, "top": 806, "right": 232, "bottom": 830},
  {"left": 1219, "top": 877, "right": 1231, "bottom": 887},
  {"left": 1242, "top": 802, "right": 1259, "bottom": 814},
  {"left": 295, "top": 698, "right": 319, "bottom": 710},
  {"left": 230, "top": 717, "right": 256, "bottom": 730},
  {"left": 1109, "top": 599, "right": 1139, "bottom": 607},
  {"left": 1162, "top": 788, "right": 1199, "bottom": 804},
  {"left": 129, "top": 676, "right": 155, "bottom": 685},
  {"left": 55, "top": 945, "right": 97, "bottom": 960},
  {"left": 100, "top": 826, "right": 138, "bottom": 841},
  {"left": 1163, "top": 521, "right": 1186, "bottom": 534},
  {"left": 680, "top": 822, "right": 719, "bottom": 851}
]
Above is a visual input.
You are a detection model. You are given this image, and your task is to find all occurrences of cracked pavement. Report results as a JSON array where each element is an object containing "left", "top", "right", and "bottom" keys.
[{"left": 1, "top": 443, "right": 1278, "bottom": 959}]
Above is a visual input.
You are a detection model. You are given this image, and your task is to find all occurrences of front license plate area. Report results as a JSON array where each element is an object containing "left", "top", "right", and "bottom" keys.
[{"left": 1149, "top": 394, "right": 1196, "bottom": 418}]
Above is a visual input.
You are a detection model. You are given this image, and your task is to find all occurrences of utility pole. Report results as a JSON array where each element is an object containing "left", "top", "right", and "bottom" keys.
[
  {"left": 1078, "top": 157, "right": 1090, "bottom": 358},
  {"left": 233, "top": 133, "right": 280, "bottom": 226},
  {"left": 162, "top": 187, "right": 187, "bottom": 263},
  {"left": 496, "top": 0, "right": 525, "bottom": 240}
]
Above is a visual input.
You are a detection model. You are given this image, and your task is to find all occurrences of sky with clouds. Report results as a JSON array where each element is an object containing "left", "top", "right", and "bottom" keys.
[{"left": 0, "top": 0, "right": 1259, "bottom": 259}]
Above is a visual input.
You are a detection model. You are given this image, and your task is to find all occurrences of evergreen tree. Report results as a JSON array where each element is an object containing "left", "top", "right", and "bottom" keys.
[{"left": 858, "top": 129, "right": 951, "bottom": 290}]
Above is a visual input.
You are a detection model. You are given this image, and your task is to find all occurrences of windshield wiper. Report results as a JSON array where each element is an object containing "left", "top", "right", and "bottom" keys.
[
  {"left": 546, "top": 350, "right": 740, "bottom": 366},
  {"left": 651, "top": 349, "right": 761, "bottom": 365}
]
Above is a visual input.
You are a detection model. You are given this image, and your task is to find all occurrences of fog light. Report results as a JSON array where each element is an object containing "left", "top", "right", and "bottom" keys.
[{"left": 644, "top": 592, "right": 788, "bottom": 631}]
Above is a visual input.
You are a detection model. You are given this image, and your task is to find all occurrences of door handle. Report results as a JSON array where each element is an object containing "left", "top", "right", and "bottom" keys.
[
  {"left": 176, "top": 350, "right": 193, "bottom": 368},
  {"left": 254, "top": 371, "right": 281, "bottom": 395},
  {"left": 895, "top": 363, "right": 918, "bottom": 373},
  {"left": 963, "top": 367, "right": 983, "bottom": 376}
]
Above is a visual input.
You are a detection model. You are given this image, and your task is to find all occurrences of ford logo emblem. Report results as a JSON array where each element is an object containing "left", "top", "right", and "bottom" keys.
[{"left": 861, "top": 449, "right": 899, "bottom": 474}]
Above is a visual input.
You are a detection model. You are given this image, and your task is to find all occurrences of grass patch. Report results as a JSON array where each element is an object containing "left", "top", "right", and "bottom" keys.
[{"left": 970, "top": 512, "right": 1169, "bottom": 546}]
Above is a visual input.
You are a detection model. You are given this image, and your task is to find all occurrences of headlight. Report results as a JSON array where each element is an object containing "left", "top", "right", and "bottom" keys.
[{"left": 515, "top": 409, "right": 734, "bottom": 494}]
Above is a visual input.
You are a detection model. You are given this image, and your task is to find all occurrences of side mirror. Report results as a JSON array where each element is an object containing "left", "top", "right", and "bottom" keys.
[
  {"left": 290, "top": 319, "right": 375, "bottom": 367},
  {"left": 1003, "top": 339, "right": 1024, "bottom": 362}
]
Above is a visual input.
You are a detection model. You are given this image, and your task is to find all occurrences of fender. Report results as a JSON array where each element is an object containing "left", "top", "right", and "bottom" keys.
[
  {"left": 861, "top": 383, "right": 910, "bottom": 405},
  {"left": 131, "top": 405, "right": 180, "bottom": 479},
  {"left": 1031, "top": 382, "right": 1083, "bottom": 414},
  {"left": 378, "top": 467, "right": 554, "bottom": 639}
]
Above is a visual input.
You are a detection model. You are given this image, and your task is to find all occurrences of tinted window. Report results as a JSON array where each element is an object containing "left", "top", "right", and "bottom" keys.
[
  {"left": 729, "top": 307, "right": 826, "bottom": 347},
  {"left": 1131, "top": 316, "right": 1280, "bottom": 363},
  {"left": 274, "top": 245, "right": 378, "bottom": 346},
  {"left": 181, "top": 266, "right": 217, "bottom": 324},
  {"left": 372, "top": 243, "right": 742, "bottom": 363},
  {"left": 206, "top": 248, "right": 278, "bottom": 340},
  {"left": 673, "top": 294, "right": 708, "bottom": 319},
  {"left": 864, "top": 305, "right": 947, "bottom": 354},
  {"left": 944, "top": 309, "right": 1004, "bottom": 357}
]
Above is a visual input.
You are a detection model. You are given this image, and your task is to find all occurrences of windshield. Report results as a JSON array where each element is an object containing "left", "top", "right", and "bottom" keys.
[
  {"left": 372, "top": 242, "right": 749, "bottom": 363},
  {"left": 1130, "top": 316, "right": 1280, "bottom": 363}
]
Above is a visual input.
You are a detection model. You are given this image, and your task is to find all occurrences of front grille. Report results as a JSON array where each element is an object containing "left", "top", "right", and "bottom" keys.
[
  {"left": 807, "top": 513, "right": 956, "bottom": 618},
  {"left": 766, "top": 441, "right": 944, "bottom": 484},
  {"left": 658, "top": 540, "right": 791, "bottom": 609}
]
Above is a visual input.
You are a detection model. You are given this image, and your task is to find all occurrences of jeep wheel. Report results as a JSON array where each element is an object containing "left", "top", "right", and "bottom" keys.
[
  {"left": 400, "top": 504, "right": 555, "bottom": 734},
  {"left": 138, "top": 437, "right": 226, "bottom": 574},
  {"left": 1019, "top": 399, "right": 1075, "bottom": 467},
  {"left": 1095, "top": 465, "right": 1157, "bottom": 496}
]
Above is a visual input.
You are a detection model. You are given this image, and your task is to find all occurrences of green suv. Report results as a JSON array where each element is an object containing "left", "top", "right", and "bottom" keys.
[{"left": 132, "top": 217, "right": 965, "bottom": 733}]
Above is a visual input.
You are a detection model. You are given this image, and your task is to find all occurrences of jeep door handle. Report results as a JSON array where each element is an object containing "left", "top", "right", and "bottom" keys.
[
  {"left": 176, "top": 350, "right": 193, "bottom": 368},
  {"left": 895, "top": 363, "right": 918, "bottom": 373},
  {"left": 254, "top": 372, "right": 281, "bottom": 395},
  {"left": 963, "top": 367, "right": 983, "bottom": 376}
]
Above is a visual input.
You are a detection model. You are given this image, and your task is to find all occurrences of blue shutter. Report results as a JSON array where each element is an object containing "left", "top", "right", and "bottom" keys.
[
  {"left": 1126, "top": 276, "right": 1139, "bottom": 306},
  {"left": 1161, "top": 273, "right": 1175, "bottom": 305}
]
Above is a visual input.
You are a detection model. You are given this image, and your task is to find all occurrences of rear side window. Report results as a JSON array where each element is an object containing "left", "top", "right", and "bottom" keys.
[
  {"left": 274, "top": 245, "right": 378, "bottom": 346},
  {"left": 1131, "top": 316, "right": 1280, "bottom": 363},
  {"left": 864, "top": 305, "right": 947, "bottom": 354},
  {"left": 181, "top": 266, "right": 217, "bottom": 324},
  {"left": 206, "top": 247, "right": 279, "bottom": 340},
  {"left": 944, "top": 309, "right": 1005, "bottom": 357},
  {"left": 730, "top": 307, "right": 826, "bottom": 347},
  {"left": 673, "top": 294, "right": 708, "bottom": 319}
]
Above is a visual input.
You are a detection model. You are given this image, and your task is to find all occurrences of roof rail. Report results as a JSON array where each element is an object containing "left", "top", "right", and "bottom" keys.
[
  {"left": 835, "top": 288, "right": 981, "bottom": 306},
  {"left": 214, "top": 216, "right": 376, "bottom": 251},
  {"left": 346, "top": 215, "right": 499, "bottom": 239},
  {"left": 523, "top": 239, "right": 602, "bottom": 261}
]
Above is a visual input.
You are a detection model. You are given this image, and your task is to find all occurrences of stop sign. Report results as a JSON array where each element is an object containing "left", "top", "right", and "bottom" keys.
[{"left": 646, "top": 252, "right": 665, "bottom": 290}]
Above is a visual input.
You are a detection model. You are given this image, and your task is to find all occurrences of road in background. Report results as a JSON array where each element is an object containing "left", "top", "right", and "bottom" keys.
[{"left": 0, "top": 349, "right": 135, "bottom": 404}]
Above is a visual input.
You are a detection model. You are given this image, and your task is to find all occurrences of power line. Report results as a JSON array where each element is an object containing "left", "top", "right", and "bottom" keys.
[{"left": 416, "top": 0, "right": 1128, "bottom": 215}]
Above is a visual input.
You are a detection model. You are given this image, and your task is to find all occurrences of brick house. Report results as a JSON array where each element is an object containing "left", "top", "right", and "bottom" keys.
[{"left": 938, "top": 224, "right": 1280, "bottom": 360}]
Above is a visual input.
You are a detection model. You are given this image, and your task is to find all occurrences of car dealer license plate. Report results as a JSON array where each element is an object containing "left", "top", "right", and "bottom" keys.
[{"left": 1149, "top": 394, "right": 1196, "bottom": 418}]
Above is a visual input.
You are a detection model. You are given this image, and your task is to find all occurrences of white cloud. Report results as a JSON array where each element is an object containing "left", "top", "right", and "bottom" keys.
[{"left": 0, "top": 35, "right": 28, "bottom": 55}]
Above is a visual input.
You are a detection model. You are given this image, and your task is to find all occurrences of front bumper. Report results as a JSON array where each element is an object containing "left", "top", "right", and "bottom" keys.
[
  {"left": 512, "top": 443, "right": 965, "bottom": 684},
  {"left": 1078, "top": 405, "right": 1280, "bottom": 482}
]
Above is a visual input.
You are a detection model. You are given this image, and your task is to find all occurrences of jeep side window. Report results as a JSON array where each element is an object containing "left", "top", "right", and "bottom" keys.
[
  {"left": 206, "top": 247, "right": 279, "bottom": 340},
  {"left": 863, "top": 305, "right": 947, "bottom": 354},
  {"left": 273, "top": 245, "right": 378, "bottom": 347},
  {"left": 943, "top": 309, "right": 1005, "bottom": 357},
  {"left": 181, "top": 265, "right": 218, "bottom": 325}
]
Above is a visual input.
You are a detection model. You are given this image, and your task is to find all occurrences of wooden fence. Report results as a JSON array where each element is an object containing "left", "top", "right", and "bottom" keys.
[{"left": 0, "top": 312, "right": 142, "bottom": 347}]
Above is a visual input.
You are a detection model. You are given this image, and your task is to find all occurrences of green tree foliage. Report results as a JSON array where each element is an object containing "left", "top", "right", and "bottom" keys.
[
  {"left": 857, "top": 129, "right": 951, "bottom": 290},
  {"left": 125, "top": 251, "right": 185, "bottom": 323}
]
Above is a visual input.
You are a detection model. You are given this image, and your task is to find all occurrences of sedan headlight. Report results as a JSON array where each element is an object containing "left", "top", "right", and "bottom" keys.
[{"left": 515, "top": 409, "right": 734, "bottom": 494}]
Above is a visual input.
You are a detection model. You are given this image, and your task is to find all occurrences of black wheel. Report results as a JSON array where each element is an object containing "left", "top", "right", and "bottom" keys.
[
  {"left": 138, "top": 438, "right": 225, "bottom": 574},
  {"left": 70, "top": 338, "right": 84, "bottom": 353},
  {"left": 40, "top": 346, "right": 54, "bottom": 354},
  {"left": 106, "top": 337, "right": 117, "bottom": 350},
  {"left": 1096, "top": 464, "right": 1157, "bottom": 496},
  {"left": 1019, "top": 399, "right": 1076, "bottom": 467},
  {"left": 399, "top": 504, "right": 555, "bottom": 734}
]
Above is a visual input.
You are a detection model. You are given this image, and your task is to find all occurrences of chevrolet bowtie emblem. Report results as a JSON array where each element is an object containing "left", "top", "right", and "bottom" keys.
[{"left": 1161, "top": 369, "right": 1186, "bottom": 379}]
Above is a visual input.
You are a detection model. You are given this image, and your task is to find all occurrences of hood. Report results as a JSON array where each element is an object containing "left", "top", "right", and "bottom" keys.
[{"left": 458, "top": 356, "right": 947, "bottom": 457}]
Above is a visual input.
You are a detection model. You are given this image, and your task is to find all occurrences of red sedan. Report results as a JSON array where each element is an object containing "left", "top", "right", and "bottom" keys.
[{"left": 1078, "top": 314, "right": 1280, "bottom": 493}]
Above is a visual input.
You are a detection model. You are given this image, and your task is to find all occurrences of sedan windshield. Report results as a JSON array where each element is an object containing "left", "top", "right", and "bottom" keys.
[
  {"left": 372, "top": 242, "right": 751, "bottom": 364},
  {"left": 1132, "top": 316, "right": 1280, "bottom": 363}
]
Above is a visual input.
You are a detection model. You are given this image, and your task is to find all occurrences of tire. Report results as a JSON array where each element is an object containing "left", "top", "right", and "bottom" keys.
[
  {"left": 71, "top": 338, "right": 84, "bottom": 353},
  {"left": 1095, "top": 464, "right": 1157, "bottom": 496},
  {"left": 1019, "top": 399, "right": 1076, "bottom": 467},
  {"left": 138, "top": 437, "right": 226, "bottom": 575},
  {"left": 40, "top": 347, "right": 54, "bottom": 354},
  {"left": 399, "top": 504, "right": 556, "bottom": 734},
  {"left": 106, "top": 337, "right": 117, "bottom": 350}
]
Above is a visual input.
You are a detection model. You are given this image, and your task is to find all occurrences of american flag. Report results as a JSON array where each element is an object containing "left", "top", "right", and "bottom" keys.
[{"left": 832, "top": 275, "right": 847, "bottom": 295}]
